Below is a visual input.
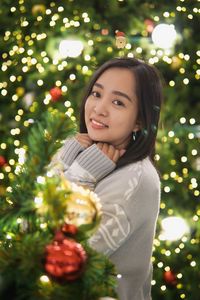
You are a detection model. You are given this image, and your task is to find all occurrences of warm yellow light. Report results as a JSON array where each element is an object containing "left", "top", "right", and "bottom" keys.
[
  {"left": 160, "top": 216, "right": 189, "bottom": 241},
  {"left": 188, "top": 14, "right": 193, "bottom": 19},
  {"left": 188, "top": 133, "right": 194, "bottom": 139},
  {"left": 177, "top": 177, "right": 183, "bottom": 183},
  {"left": 40, "top": 223, "right": 47, "bottom": 229},
  {"left": 168, "top": 131, "right": 174, "bottom": 137},
  {"left": 9, "top": 159, "right": 15, "bottom": 165},
  {"left": 59, "top": 40, "right": 84, "bottom": 58},
  {"left": 152, "top": 24, "right": 177, "bottom": 49},
  {"left": 170, "top": 172, "right": 176, "bottom": 178},
  {"left": 183, "top": 78, "right": 189, "bottom": 85},
  {"left": 169, "top": 80, "right": 175, "bottom": 87},
  {"left": 69, "top": 74, "right": 76, "bottom": 80},
  {"left": 40, "top": 275, "right": 50, "bottom": 283},
  {"left": 71, "top": 116, "right": 76, "bottom": 122},
  {"left": 174, "top": 137, "right": 180, "bottom": 144},
  {"left": 189, "top": 118, "right": 196, "bottom": 124},
  {"left": 180, "top": 117, "right": 186, "bottom": 124},
  {"left": 163, "top": 12, "right": 170, "bottom": 17},
  {"left": 157, "top": 262, "right": 163, "bottom": 268},
  {"left": 64, "top": 101, "right": 71, "bottom": 107},
  {"left": 182, "top": 170, "right": 188, "bottom": 178},
  {"left": 170, "top": 159, "right": 176, "bottom": 165},
  {"left": 61, "top": 86, "right": 68, "bottom": 92},
  {"left": 190, "top": 261, "right": 196, "bottom": 267},
  {"left": 0, "top": 143, "right": 7, "bottom": 149},
  {"left": 165, "top": 250, "right": 171, "bottom": 256},
  {"left": 164, "top": 186, "right": 170, "bottom": 193},
  {"left": 82, "top": 66, "right": 88, "bottom": 73},
  {"left": 181, "top": 156, "right": 187, "bottom": 162}
]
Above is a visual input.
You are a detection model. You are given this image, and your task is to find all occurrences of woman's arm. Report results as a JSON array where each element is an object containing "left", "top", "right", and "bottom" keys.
[
  {"left": 58, "top": 141, "right": 132, "bottom": 256},
  {"left": 50, "top": 133, "right": 93, "bottom": 173},
  {"left": 62, "top": 143, "right": 116, "bottom": 189}
]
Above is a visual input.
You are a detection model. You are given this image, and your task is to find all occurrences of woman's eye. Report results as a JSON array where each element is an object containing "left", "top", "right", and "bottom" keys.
[
  {"left": 113, "top": 100, "right": 125, "bottom": 106},
  {"left": 91, "top": 91, "right": 101, "bottom": 98}
]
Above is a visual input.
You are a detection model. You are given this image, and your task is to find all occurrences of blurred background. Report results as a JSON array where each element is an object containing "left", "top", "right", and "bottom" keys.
[{"left": 0, "top": 0, "right": 199, "bottom": 299}]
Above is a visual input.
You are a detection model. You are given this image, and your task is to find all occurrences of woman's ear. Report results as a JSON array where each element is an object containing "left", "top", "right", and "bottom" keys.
[{"left": 133, "top": 120, "right": 141, "bottom": 132}]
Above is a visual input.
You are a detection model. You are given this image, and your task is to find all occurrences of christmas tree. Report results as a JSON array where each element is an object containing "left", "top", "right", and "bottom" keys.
[
  {"left": 0, "top": 0, "right": 199, "bottom": 299},
  {"left": 0, "top": 108, "right": 117, "bottom": 299}
]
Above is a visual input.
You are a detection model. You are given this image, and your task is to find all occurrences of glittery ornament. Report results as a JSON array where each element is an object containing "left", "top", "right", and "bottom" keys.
[
  {"left": 115, "top": 31, "right": 126, "bottom": 49},
  {"left": 50, "top": 87, "right": 62, "bottom": 102},
  {"left": 163, "top": 270, "right": 177, "bottom": 286},
  {"left": 64, "top": 183, "right": 101, "bottom": 228},
  {"left": 0, "top": 155, "right": 6, "bottom": 167},
  {"left": 45, "top": 234, "right": 87, "bottom": 281}
]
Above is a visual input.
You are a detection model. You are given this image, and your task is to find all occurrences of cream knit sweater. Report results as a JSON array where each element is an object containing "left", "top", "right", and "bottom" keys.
[{"left": 53, "top": 138, "right": 160, "bottom": 300}]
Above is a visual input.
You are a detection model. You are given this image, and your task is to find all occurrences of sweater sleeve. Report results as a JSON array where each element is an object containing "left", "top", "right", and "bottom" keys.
[
  {"left": 49, "top": 137, "right": 85, "bottom": 174},
  {"left": 63, "top": 144, "right": 116, "bottom": 189}
]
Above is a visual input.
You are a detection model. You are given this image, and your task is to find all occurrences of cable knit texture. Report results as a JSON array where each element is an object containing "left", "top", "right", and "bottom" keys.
[{"left": 52, "top": 138, "right": 161, "bottom": 300}]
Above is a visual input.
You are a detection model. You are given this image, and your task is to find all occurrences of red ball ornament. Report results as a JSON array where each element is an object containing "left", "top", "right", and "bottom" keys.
[
  {"left": 53, "top": 230, "right": 66, "bottom": 243},
  {"left": 61, "top": 223, "right": 78, "bottom": 235},
  {"left": 163, "top": 270, "right": 177, "bottom": 286},
  {"left": 45, "top": 238, "right": 87, "bottom": 281},
  {"left": 0, "top": 155, "right": 6, "bottom": 167},
  {"left": 50, "top": 87, "right": 62, "bottom": 102}
]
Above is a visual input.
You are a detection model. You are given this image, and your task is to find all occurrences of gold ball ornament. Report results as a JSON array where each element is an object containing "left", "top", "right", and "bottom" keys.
[{"left": 64, "top": 182, "right": 102, "bottom": 229}]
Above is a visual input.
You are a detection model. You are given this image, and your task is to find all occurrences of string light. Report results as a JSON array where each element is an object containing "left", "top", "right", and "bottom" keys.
[
  {"left": 159, "top": 216, "right": 189, "bottom": 241},
  {"left": 40, "top": 275, "right": 50, "bottom": 283},
  {"left": 59, "top": 40, "right": 84, "bottom": 58},
  {"left": 152, "top": 24, "right": 177, "bottom": 48}
]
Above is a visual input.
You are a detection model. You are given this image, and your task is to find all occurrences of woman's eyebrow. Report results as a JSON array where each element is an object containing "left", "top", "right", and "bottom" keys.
[
  {"left": 94, "top": 82, "right": 132, "bottom": 102},
  {"left": 112, "top": 90, "right": 132, "bottom": 102},
  {"left": 94, "top": 82, "right": 103, "bottom": 89}
]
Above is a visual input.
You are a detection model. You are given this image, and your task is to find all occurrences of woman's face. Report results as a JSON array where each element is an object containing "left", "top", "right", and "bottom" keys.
[{"left": 84, "top": 67, "right": 140, "bottom": 149}]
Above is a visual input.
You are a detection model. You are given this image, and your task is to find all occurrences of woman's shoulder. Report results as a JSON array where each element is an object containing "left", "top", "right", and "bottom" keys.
[
  {"left": 117, "top": 156, "right": 159, "bottom": 180},
  {"left": 115, "top": 157, "right": 160, "bottom": 195}
]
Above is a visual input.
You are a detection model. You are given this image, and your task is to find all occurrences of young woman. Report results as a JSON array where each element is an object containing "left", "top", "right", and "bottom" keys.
[{"left": 54, "top": 57, "right": 163, "bottom": 300}]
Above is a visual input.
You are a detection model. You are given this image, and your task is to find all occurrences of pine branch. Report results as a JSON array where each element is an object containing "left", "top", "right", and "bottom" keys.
[{"left": 0, "top": 108, "right": 76, "bottom": 229}]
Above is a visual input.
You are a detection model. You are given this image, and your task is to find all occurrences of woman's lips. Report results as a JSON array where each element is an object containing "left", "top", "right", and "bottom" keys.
[{"left": 90, "top": 119, "right": 108, "bottom": 129}]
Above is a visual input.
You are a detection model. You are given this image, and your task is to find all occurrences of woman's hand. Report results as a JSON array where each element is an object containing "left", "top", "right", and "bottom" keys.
[
  {"left": 96, "top": 143, "right": 126, "bottom": 163},
  {"left": 75, "top": 133, "right": 93, "bottom": 148}
]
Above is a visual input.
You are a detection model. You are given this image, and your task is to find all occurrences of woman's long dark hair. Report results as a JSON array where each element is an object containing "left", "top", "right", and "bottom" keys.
[{"left": 79, "top": 57, "right": 163, "bottom": 169}]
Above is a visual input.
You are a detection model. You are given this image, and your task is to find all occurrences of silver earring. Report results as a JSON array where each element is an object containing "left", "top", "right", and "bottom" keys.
[{"left": 132, "top": 131, "right": 136, "bottom": 141}]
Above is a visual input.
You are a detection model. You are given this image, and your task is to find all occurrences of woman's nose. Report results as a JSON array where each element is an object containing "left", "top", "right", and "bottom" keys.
[{"left": 93, "top": 99, "right": 108, "bottom": 116}]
